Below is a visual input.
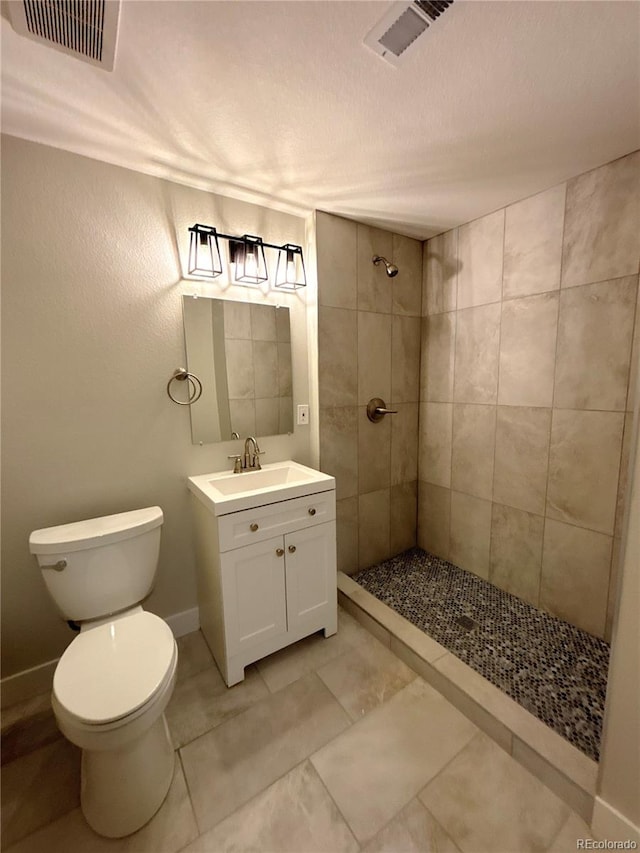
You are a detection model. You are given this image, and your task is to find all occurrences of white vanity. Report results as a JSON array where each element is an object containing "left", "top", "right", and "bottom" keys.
[{"left": 188, "top": 461, "right": 337, "bottom": 686}]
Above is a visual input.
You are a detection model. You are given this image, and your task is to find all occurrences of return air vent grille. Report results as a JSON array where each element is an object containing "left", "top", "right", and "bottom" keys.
[
  {"left": 8, "top": 0, "right": 120, "bottom": 70},
  {"left": 364, "top": 0, "right": 454, "bottom": 66}
]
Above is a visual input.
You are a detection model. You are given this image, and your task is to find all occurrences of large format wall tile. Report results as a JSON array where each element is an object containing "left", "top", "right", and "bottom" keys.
[
  {"left": 358, "top": 225, "right": 393, "bottom": 313},
  {"left": 251, "top": 304, "right": 277, "bottom": 341},
  {"left": 253, "top": 340, "right": 279, "bottom": 398},
  {"left": 540, "top": 519, "right": 612, "bottom": 637},
  {"left": 489, "top": 503, "right": 543, "bottom": 606},
  {"left": 390, "top": 481, "right": 418, "bottom": 554},
  {"left": 319, "top": 406, "right": 358, "bottom": 500},
  {"left": 358, "top": 311, "right": 392, "bottom": 405},
  {"left": 457, "top": 210, "right": 505, "bottom": 309},
  {"left": 225, "top": 339, "right": 255, "bottom": 399},
  {"left": 451, "top": 403, "right": 496, "bottom": 500},
  {"left": 418, "top": 402, "right": 452, "bottom": 487},
  {"left": 336, "top": 497, "right": 359, "bottom": 575},
  {"left": 546, "top": 410, "right": 624, "bottom": 535},
  {"left": 554, "top": 276, "right": 638, "bottom": 411},
  {"left": 318, "top": 307, "right": 357, "bottom": 406},
  {"left": 316, "top": 212, "right": 358, "bottom": 309},
  {"left": 391, "top": 402, "right": 419, "bottom": 485},
  {"left": 498, "top": 292, "right": 559, "bottom": 407},
  {"left": 453, "top": 303, "right": 501, "bottom": 404},
  {"left": 358, "top": 410, "right": 391, "bottom": 495},
  {"left": 493, "top": 406, "right": 551, "bottom": 515},
  {"left": 391, "top": 315, "right": 421, "bottom": 403},
  {"left": 358, "top": 489, "right": 391, "bottom": 568},
  {"left": 423, "top": 229, "right": 458, "bottom": 315},
  {"left": 417, "top": 481, "right": 450, "bottom": 560},
  {"left": 562, "top": 151, "right": 640, "bottom": 288},
  {"left": 392, "top": 234, "right": 423, "bottom": 316},
  {"left": 503, "top": 184, "right": 565, "bottom": 300},
  {"left": 449, "top": 491, "right": 492, "bottom": 579},
  {"left": 421, "top": 312, "right": 455, "bottom": 402}
]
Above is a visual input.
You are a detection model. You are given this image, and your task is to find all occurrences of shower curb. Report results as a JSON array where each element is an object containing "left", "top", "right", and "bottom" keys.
[{"left": 337, "top": 571, "right": 598, "bottom": 823}]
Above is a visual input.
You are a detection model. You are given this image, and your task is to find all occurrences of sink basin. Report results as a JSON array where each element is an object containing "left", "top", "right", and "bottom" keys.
[{"left": 188, "top": 460, "right": 335, "bottom": 515}]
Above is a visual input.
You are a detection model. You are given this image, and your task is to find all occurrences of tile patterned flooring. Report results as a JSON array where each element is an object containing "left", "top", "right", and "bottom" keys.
[
  {"left": 353, "top": 548, "right": 609, "bottom": 762},
  {"left": 2, "top": 608, "right": 597, "bottom": 853}
]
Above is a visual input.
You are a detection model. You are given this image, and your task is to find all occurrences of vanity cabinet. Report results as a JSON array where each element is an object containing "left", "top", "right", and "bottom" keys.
[{"left": 190, "top": 487, "right": 337, "bottom": 686}]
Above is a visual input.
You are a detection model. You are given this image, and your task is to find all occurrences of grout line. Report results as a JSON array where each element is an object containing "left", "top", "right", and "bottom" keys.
[{"left": 306, "top": 756, "right": 363, "bottom": 849}]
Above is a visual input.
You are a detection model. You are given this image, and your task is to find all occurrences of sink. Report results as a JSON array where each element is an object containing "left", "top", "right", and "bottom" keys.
[{"left": 188, "top": 460, "right": 335, "bottom": 515}]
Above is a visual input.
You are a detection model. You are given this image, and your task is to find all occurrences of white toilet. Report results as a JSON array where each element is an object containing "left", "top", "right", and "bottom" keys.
[{"left": 29, "top": 506, "right": 178, "bottom": 839}]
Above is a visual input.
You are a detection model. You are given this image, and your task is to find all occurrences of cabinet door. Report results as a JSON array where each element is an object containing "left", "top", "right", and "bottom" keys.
[
  {"left": 220, "top": 535, "right": 287, "bottom": 657},
  {"left": 284, "top": 521, "right": 337, "bottom": 636}
]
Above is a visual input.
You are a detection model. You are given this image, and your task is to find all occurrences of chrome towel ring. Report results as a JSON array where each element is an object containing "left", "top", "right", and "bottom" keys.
[{"left": 167, "top": 368, "right": 203, "bottom": 405}]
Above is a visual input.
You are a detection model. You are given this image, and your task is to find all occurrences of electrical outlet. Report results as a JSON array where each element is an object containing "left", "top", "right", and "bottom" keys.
[{"left": 297, "top": 404, "right": 309, "bottom": 425}]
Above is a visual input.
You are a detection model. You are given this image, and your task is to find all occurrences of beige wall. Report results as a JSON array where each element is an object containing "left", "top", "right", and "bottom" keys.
[
  {"left": 418, "top": 151, "right": 640, "bottom": 640},
  {"left": 1, "top": 135, "right": 312, "bottom": 678},
  {"left": 316, "top": 212, "right": 422, "bottom": 574}
]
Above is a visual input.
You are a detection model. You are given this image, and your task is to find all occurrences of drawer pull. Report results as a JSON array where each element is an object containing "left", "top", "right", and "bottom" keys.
[
  {"left": 276, "top": 548, "right": 284, "bottom": 557},
  {"left": 308, "top": 507, "right": 316, "bottom": 516},
  {"left": 250, "top": 523, "right": 259, "bottom": 532},
  {"left": 288, "top": 544, "right": 297, "bottom": 554}
]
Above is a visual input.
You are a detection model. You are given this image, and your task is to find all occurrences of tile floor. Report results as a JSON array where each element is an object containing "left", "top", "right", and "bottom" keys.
[
  {"left": 2, "top": 608, "right": 598, "bottom": 853},
  {"left": 353, "top": 548, "right": 609, "bottom": 761}
]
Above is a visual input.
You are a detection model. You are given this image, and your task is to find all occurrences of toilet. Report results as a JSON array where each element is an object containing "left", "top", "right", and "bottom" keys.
[{"left": 29, "top": 506, "right": 178, "bottom": 839}]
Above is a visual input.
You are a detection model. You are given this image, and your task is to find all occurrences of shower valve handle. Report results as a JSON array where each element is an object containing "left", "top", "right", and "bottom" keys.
[{"left": 366, "top": 398, "right": 398, "bottom": 423}]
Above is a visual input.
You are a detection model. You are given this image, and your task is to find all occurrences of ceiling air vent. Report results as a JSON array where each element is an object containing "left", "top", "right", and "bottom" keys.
[
  {"left": 363, "top": 0, "right": 453, "bottom": 67},
  {"left": 8, "top": 0, "right": 121, "bottom": 71}
]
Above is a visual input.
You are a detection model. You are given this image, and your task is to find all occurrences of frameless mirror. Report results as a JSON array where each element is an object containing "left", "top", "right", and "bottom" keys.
[{"left": 182, "top": 297, "right": 293, "bottom": 444}]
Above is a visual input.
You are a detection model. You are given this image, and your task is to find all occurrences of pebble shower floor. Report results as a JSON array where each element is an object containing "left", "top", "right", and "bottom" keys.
[{"left": 353, "top": 548, "right": 609, "bottom": 762}]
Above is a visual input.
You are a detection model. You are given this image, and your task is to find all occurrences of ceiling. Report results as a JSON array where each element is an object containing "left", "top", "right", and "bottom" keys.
[{"left": 2, "top": 0, "right": 639, "bottom": 239}]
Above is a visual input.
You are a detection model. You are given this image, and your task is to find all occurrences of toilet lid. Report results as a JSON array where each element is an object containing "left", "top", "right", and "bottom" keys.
[{"left": 53, "top": 611, "right": 176, "bottom": 725}]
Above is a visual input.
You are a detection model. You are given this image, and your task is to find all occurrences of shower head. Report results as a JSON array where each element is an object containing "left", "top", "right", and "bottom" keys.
[{"left": 372, "top": 255, "right": 399, "bottom": 278}]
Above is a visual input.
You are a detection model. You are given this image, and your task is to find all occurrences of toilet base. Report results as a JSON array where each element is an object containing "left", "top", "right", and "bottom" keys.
[{"left": 81, "top": 713, "right": 174, "bottom": 838}]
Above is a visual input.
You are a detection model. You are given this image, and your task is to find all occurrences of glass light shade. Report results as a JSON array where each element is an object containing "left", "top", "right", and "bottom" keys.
[
  {"left": 230, "top": 235, "right": 268, "bottom": 285},
  {"left": 188, "top": 225, "right": 222, "bottom": 278},
  {"left": 275, "top": 244, "right": 306, "bottom": 290}
]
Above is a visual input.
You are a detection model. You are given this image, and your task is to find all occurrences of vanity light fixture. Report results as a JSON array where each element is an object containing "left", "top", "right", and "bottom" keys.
[
  {"left": 229, "top": 235, "right": 268, "bottom": 285},
  {"left": 188, "top": 224, "right": 223, "bottom": 278},
  {"left": 187, "top": 224, "right": 306, "bottom": 289},
  {"left": 275, "top": 243, "right": 307, "bottom": 291}
]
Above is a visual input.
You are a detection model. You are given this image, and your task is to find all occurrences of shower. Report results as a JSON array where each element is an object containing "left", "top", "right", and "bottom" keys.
[{"left": 372, "top": 255, "right": 399, "bottom": 277}]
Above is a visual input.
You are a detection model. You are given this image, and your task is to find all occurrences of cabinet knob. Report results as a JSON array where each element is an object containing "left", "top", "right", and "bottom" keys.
[
  {"left": 276, "top": 548, "right": 284, "bottom": 557},
  {"left": 250, "top": 523, "right": 259, "bottom": 532},
  {"left": 308, "top": 507, "right": 316, "bottom": 516},
  {"left": 288, "top": 544, "right": 297, "bottom": 553}
]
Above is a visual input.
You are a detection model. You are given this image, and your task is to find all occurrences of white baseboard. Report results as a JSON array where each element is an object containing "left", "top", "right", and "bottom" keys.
[
  {"left": 1, "top": 607, "right": 200, "bottom": 709},
  {"left": 1, "top": 658, "right": 58, "bottom": 710},
  {"left": 592, "top": 796, "right": 640, "bottom": 845},
  {"left": 165, "top": 606, "right": 200, "bottom": 638}
]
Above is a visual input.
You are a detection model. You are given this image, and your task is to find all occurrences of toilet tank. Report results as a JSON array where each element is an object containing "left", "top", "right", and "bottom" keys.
[{"left": 29, "top": 507, "right": 163, "bottom": 622}]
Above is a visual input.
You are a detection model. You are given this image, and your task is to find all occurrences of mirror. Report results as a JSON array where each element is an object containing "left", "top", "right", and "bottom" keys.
[{"left": 182, "top": 297, "right": 293, "bottom": 444}]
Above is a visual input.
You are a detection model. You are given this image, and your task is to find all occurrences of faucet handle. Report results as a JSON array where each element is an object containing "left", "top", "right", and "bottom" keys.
[{"left": 227, "top": 454, "right": 243, "bottom": 474}]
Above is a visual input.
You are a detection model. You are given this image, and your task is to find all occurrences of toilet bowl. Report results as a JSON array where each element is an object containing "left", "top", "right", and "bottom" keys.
[{"left": 29, "top": 507, "right": 178, "bottom": 838}]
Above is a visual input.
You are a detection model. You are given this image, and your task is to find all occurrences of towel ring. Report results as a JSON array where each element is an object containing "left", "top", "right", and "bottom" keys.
[{"left": 167, "top": 368, "right": 202, "bottom": 405}]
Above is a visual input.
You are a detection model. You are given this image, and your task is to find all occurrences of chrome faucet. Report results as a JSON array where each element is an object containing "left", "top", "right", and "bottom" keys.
[{"left": 243, "top": 436, "right": 263, "bottom": 470}]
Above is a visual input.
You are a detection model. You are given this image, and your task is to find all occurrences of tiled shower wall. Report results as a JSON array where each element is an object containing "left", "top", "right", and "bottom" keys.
[
  {"left": 316, "top": 212, "right": 422, "bottom": 574},
  {"left": 418, "top": 151, "right": 640, "bottom": 641}
]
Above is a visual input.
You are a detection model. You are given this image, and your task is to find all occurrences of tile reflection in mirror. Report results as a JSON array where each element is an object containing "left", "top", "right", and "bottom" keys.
[{"left": 182, "top": 297, "right": 294, "bottom": 444}]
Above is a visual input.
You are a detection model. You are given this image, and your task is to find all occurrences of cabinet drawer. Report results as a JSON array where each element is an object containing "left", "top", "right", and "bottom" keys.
[{"left": 218, "top": 490, "right": 335, "bottom": 552}]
